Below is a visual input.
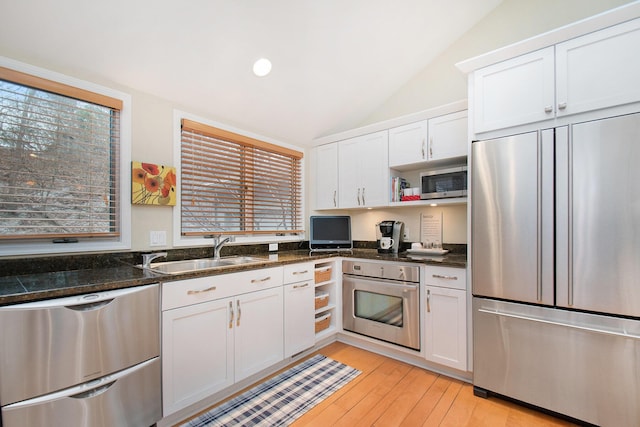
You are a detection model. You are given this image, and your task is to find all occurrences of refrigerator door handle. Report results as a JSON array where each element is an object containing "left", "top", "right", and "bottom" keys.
[
  {"left": 477, "top": 308, "right": 640, "bottom": 340},
  {"left": 536, "top": 130, "right": 542, "bottom": 302},
  {"left": 567, "top": 125, "right": 574, "bottom": 307}
]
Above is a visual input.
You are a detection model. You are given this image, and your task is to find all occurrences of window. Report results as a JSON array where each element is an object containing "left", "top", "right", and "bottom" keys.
[
  {"left": 0, "top": 60, "right": 131, "bottom": 255},
  {"left": 180, "top": 118, "right": 303, "bottom": 238}
]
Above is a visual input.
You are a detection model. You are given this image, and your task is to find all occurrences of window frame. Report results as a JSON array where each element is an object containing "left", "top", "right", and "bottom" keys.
[
  {"left": 173, "top": 110, "right": 305, "bottom": 248},
  {"left": 0, "top": 57, "right": 131, "bottom": 256}
]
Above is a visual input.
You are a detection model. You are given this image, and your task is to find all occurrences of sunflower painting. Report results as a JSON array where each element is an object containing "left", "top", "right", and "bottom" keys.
[{"left": 132, "top": 161, "right": 177, "bottom": 205}]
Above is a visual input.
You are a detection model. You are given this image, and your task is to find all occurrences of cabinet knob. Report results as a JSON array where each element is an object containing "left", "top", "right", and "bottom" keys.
[
  {"left": 558, "top": 102, "right": 567, "bottom": 110},
  {"left": 544, "top": 105, "right": 553, "bottom": 113}
]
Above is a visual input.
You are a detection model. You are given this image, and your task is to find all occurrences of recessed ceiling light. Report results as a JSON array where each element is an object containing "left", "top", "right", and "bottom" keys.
[{"left": 253, "top": 58, "right": 272, "bottom": 77}]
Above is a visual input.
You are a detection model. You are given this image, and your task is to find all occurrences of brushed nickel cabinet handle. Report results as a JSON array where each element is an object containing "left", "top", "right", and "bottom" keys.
[
  {"left": 427, "top": 289, "right": 431, "bottom": 313},
  {"left": 293, "top": 270, "right": 309, "bottom": 275},
  {"left": 187, "top": 286, "right": 217, "bottom": 295},
  {"left": 293, "top": 283, "right": 310, "bottom": 289},
  {"left": 251, "top": 276, "right": 271, "bottom": 283},
  {"left": 228, "top": 301, "right": 234, "bottom": 329},
  {"left": 236, "top": 300, "right": 241, "bottom": 327},
  {"left": 432, "top": 274, "right": 458, "bottom": 280}
]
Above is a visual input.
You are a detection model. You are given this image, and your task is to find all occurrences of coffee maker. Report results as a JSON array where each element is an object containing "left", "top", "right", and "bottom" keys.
[{"left": 376, "top": 220, "right": 404, "bottom": 254}]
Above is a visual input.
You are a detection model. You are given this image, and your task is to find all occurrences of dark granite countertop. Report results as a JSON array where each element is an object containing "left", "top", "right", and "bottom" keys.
[{"left": 0, "top": 248, "right": 466, "bottom": 306}]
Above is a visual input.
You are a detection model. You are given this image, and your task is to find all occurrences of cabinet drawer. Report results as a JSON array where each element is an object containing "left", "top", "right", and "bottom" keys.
[
  {"left": 425, "top": 266, "right": 466, "bottom": 290},
  {"left": 163, "top": 276, "right": 234, "bottom": 310},
  {"left": 284, "top": 262, "right": 314, "bottom": 283},
  {"left": 2, "top": 357, "right": 161, "bottom": 427},
  {"left": 162, "top": 267, "right": 283, "bottom": 311}
]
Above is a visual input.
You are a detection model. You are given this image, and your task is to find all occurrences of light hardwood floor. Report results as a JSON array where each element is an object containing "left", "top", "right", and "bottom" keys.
[
  {"left": 291, "top": 342, "right": 578, "bottom": 427},
  {"left": 181, "top": 341, "right": 579, "bottom": 426}
]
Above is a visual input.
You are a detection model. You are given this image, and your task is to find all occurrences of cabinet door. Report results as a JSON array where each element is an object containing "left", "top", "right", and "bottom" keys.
[
  {"left": 388, "top": 120, "right": 428, "bottom": 167},
  {"left": 284, "top": 281, "right": 315, "bottom": 357},
  {"left": 428, "top": 111, "right": 468, "bottom": 160},
  {"left": 556, "top": 18, "right": 640, "bottom": 117},
  {"left": 234, "top": 287, "right": 284, "bottom": 382},
  {"left": 314, "top": 143, "right": 339, "bottom": 209},
  {"left": 338, "top": 137, "right": 361, "bottom": 208},
  {"left": 425, "top": 286, "right": 467, "bottom": 371},
  {"left": 473, "top": 47, "right": 554, "bottom": 133},
  {"left": 358, "top": 130, "right": 389, "bottom": 207},
  {"left": 162, "top": 298, "right": 233, "bottom": 415}
]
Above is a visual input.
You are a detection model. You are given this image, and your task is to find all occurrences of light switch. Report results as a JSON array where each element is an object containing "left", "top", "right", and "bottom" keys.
[{"left": 150, "top": 230, "right": 167, "bottom": 246}]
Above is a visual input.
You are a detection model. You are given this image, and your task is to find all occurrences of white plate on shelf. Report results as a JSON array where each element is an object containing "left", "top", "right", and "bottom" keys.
[{"left": 406, "top": 248, "right": 449, "bottom": 256}]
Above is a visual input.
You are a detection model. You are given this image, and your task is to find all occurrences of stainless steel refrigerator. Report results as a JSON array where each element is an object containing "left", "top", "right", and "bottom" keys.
[{"left": 471, "top": 112, "right": 640, "bottom": 426}]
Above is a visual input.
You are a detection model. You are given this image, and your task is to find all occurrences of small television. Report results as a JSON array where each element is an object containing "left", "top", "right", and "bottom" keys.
[{"left": 309, "top": 215, "right": 353, "bottom": 252}]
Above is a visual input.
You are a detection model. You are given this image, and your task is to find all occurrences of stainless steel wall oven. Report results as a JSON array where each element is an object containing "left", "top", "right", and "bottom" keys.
[{"left": 342, "top": 260, "right": 420, "bottom": 350}]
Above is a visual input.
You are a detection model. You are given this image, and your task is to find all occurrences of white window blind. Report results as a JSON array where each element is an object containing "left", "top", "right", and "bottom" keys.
[
  {"left": 180, "top": 119, "right": 303, "bottom": 236},
  {"left": 0, "top": 66, "right": 122, "bottom": 239}
]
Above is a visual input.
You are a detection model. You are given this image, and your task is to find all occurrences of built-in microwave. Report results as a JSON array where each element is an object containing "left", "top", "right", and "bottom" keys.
[{"left": 420, "top": 166, "right": 467, "bottom": 199}]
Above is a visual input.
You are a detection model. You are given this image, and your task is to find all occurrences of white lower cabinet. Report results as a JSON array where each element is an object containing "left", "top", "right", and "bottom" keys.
[
  {"left": 283, "top": 263, "right": 315, "bottom": 358},
  {"left": 161, "top": 267, "right": 284, "bottom": 416},
  {"left": 424, "top": 266, "right": 467, "bottom": 371},
  {"left": 234, "top": 287, "right": 284, "bottom": 381},
  {"left": 162, "top": 298, "right": 233, "bottom": 415}
]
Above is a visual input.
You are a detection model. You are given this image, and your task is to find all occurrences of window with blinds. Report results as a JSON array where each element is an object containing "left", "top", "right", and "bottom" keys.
[
  {"left": 180, "top": 119, "right": 303, "bottom": 236},
  {"left": 0, "top": 67, "right": 122, "bottom": 240}
]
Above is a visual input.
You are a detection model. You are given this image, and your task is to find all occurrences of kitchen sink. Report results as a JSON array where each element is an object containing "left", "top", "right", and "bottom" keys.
[{"left": 138, "top": 256, "right": 268, "bottom": 275}]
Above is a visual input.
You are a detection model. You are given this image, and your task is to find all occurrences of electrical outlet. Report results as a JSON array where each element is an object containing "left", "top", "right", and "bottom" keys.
[
  {"left": 403, "top": 227, "right": 409, "bottom": 240},
  {"left": 269, "top": 243, "right": 278, "bottom": 252},
  {"left": 150, "top": 230, "right": 167, "bottom": 246}
]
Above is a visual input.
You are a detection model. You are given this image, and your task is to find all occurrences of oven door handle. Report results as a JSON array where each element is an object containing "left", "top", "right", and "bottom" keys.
[{"left": 343, "top": 275, "right": 418, "bottom": 291}]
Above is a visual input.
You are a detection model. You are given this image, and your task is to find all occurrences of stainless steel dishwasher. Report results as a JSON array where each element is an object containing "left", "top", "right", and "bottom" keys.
[{"left": 0, "top": 283, "right": 161, "bottom": 427}]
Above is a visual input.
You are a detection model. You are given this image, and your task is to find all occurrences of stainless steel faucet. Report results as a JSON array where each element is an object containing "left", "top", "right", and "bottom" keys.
[
  {"left": 208, "top": 235, "right": 231, "bottom": 259},
  {"left": 141, "top": 252, "right": 167, "bottom": 268}
]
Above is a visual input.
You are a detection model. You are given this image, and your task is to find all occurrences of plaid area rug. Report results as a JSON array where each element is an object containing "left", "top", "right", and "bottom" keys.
[{"left": 182, "top": 354, "right": 361, "bottom": 427}]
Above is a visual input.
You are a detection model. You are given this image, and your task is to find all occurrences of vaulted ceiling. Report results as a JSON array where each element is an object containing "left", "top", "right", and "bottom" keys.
[{"left": 0, "top": 0, "right": 503, "bottom": 145}]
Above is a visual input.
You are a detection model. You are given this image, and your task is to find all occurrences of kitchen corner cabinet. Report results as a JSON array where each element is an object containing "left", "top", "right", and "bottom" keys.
[
  {"left": 161, "top": 267, "right": 284, "bottom": 415},
  {"left": 388, "top": 111, "right": 467, "bottom": 168},
  {"left": 314, "top": 143, "right": 339, "bottom": 209},
  {"left": 472, "top": 17, "right": 640, "bottom": 133},
  {"left": 338, "top": 130, "right": 389, "bottom": 208},
  {"left": 283, "top": 262, "right": 315, "bottom": 357},
  {"left": 424, "top": 266, "right": 467, "bottom": 371}
]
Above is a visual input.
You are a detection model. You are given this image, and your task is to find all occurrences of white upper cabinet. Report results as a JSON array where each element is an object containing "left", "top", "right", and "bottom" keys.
[
  {"left": 338, "top": 130, "right": 389, "bottom": 208},
  {"left": 555, "top": 17, "right": 640, "bottom": 117},
  {"left": 389, "top": 111, "right": 468, "bottom": 168},
  {"left": 314, "top": 143, "right": 339, "bottom": 210},
  {"left": 472, "top": 47, "right": 555, "bottom": 133},
  {"left": 471, "top": 18, "right": 640, "bottom": 133},
  {"left": 427, "top": 110, "right": 468, "bottom": 160},
  {"left": 388, "top": 120, "right": 429, "bottom": 167}
]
